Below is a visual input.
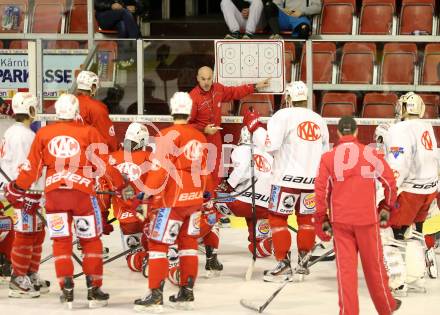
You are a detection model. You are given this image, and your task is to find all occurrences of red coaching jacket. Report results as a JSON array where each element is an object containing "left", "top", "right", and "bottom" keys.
[{"left": 314, "top": 135, "right": 397, "bottom": 226}]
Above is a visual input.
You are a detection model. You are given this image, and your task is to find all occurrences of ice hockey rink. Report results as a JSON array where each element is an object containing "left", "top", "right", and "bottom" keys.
[{"left": 0, "top": 223, "right": 439, "bottom": 315}]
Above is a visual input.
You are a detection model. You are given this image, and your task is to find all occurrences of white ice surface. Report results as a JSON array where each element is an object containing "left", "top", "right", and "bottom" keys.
[{"left": 0, "top": 227, "right": 439, "bottom": 314}]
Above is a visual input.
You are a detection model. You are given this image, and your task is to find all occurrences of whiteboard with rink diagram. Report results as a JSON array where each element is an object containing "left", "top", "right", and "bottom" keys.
[{"left": 215, "top": 40, "right": 285, "bottom": 94}]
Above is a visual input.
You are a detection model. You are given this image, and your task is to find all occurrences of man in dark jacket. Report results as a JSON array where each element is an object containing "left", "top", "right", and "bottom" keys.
[{"left": 314, "top": 116, "right": 401, "bottom": 315}]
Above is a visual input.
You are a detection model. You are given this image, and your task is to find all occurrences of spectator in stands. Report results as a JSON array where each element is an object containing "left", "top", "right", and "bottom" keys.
[
  {"left": 220, "top": 0, "right": 264, "bottom": 39},
  {"left": 95, "top": 0, "right": 143, "bottom": 67},
  {"left": 0, "top": 97, "right": 10, "bottom": 115},
  {"left": 102, "top": 85, "right": 125, "bottom": 114},
  {"left": 263, "top": 0, "right": 322, "bottom": 39},
  {"left": 189, "top": 66, "right": 270, "bottom": 193},
  {"left": 126, "top": 79, "right": 170, "bottom": 115}
]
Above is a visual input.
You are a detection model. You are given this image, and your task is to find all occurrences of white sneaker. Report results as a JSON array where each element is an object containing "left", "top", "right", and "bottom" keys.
[
  {"left": 269, "top": 34, "right": 283, "bottom": 40},
  {"left": 9, "top": 275, "right": 40, "bottom": 298},
  {"left": 29, "top": 272, "right": 50, "bottom": 294}
]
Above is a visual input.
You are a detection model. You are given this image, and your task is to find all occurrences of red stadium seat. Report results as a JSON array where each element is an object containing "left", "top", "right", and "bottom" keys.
[
  {"left": 362, "top": 93, "right": 398, "bottom": 118},
  {"left": 0, "top": 40, "right": 3, "bottom": 48},
  {"left": 46, "top": 40, "right": 80, "bottom": 49},
  {"left": 0, "top": 0, "right": 28, "bottom": 33},
  {"left": 320, "top": 0, "right": 356, "bottom": 34},
  {"left": 321, "top": 92, "right": 357, "bottom": 117},
  {"left": 421, "top": 43, "right": 440, "bottom": 85},
  {"left": 399, "top": 0, "right": 435, "bottom": 35},
  {"left": 284, "top": 42, "right": 295, "bottom": 83},
  {"left": 68, "top": 0, "right": 86, "bottom": 33},
  {"left": 221, "top": 101, "right": 235, "bottom": 116},
  {"left": 9, "top": 40, "right": 28, "bottom": 49},
  {"left": 418, "top": 93, "right": 439, "bottom": 118},
  {"left": 238, "top": 94, "right": 274, "bottom": 117},
  {"left": 380, "top": 43, "right": 417, "bottom": 85},
  {"left": 340, "top": 42, "right": 377, "bottom": 84},
  {"left": 359, "top": 0, "right": 395, "bottom": 35},
  {"left": 300, "top": 42, "right": 336, "bottom": 84},
  {"left": 31, "top": 0, "right": 66, "bottom": 33}
]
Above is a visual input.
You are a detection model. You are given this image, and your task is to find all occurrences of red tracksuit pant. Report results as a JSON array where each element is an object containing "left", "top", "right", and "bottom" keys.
[{"left": 333, "top": 222, "right": 396, "bottom": 315}]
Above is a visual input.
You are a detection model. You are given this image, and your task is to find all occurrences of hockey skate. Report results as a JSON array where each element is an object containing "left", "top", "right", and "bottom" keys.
[
  {"left": 205, "top": 246, "right": 223, "bottom": 278},
  {"left": 9, "top": 274, "right": 40, "bottom": 298},
  {"left": 0, "top": 253, "right": 12, "bottom": 283},
  {"left": 169, "top": 277, "right": 195, "bottom": 310},
  {"left": 59, "top": 277, "right": 74, "bottom": 310},
  {"left": 263, "top": 253, "right": 293, "bottom": 283},
  {"left": 29, "top": 272, "right": 50, "bottom": 294},
  {"left": 391, "top": 284, "right": 408, "bottom": 297},
  {"left": 134, "top": 281, "right": 164, "bottom": 313},
  {"left": 86, "top": 276, "right": 109, "bottom": 308}
]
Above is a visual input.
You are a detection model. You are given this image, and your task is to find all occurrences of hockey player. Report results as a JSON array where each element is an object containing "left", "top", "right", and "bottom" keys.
[
  {"left": 4, "top": 94, "right": 125, "bottom": 308},
  {"left": 243, "top": 81, "right": 329, "bottom": 282},
  {"left": 380, "top": 92, "right": 438, "bottom": 294},
  {"left": 75, "top": 70, "right": 118, "bottom": 152},
  {"left": 134, "top": 92, "right": 210, "bottom": 312},
  {"left": 214, "top": 126, "right": 273, "bottom": 259},
  {"left": 109, "top": 122, "right": 151, "bottom": 252},
  {"left": 314, "top": 116, "right": 400, "bottom": 315},
  {"left": 0, "top": 92, "right": 49, "bottom": 298}
]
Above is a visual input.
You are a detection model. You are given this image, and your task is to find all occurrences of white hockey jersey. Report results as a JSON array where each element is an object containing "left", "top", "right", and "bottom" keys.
[
  {"left": 227, "top": 144, "right": 273, "bottom": 208},
  {"left": 253, "top": 107, "right": 329, "bottom": 189},
  {"left": 384, "top": 119, "right": 438, "bottom": 194}
]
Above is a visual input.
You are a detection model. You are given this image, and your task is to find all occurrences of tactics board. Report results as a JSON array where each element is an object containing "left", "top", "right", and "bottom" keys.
[{"left": 215, "top": 40, "right": 285, "bottom": 94}]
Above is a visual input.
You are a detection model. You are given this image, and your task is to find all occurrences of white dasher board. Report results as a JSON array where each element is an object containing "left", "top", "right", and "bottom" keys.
[{"left": 215, "top": 40, "right": 285, "bottom": 94}]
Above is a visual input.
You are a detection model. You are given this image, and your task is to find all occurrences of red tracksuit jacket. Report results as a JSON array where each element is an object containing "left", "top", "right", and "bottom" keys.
[{"left": 314, "top": 135, "right": 397, "bottom": 225}]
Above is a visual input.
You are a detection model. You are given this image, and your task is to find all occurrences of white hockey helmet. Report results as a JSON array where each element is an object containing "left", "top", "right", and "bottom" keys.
[
  {"left": 55, "top": 93, "right": 79, "bottom": 120},
  {"left": 395, "top": 92, "right": 425, "bottom": 120},
  {"left": 125, "top": 122, "right": 149, "bottom": 150},
  {"left": 76, "top": 70, "right": 100, "bottom": 91},
  {"left": 169, "top": 92, "right": 192, "bottom": 115},
  {"left": 374, "top": 123, "right": 391, "bottom": 143},
  {"left": 238, "top": 126, "right": 251, "bottom": 145},
  {"left": 285, "top": 81, "right": 308, "bottom": 107},
  {"left": 11, "top": 92, "right": 38, "bottom": 117}
]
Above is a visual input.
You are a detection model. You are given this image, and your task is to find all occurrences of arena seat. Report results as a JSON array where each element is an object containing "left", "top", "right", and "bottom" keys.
[
  {"left": 421, "top": 43, "right": 440, "bottom": 85},
  {"left": 221, "top": 101, "right": 235, "bottom": 116},
  {"left": 238, "top": 94, "right": 275, "bottom": 117},
  {"left": 399, "top": 0, "right": 436, "bottom": 35},
  {"left": 300, "top": 42, "right": 337, "bottom": 84},
  {"left": 418, "top": 93, "right": 439, "bottom": 118},
  {"left": 0, "top": 0, "right": 28, "bottom": 33},
  {"left": 68, "top": 0, "right": 87, "bottom": 33},
  {"left": 284, "top": 42, "right": 295, "bottom": 83},
  {"left": 31, "top": 0, "right": 66, "bottom": 33},
  {"left": 9, "top": 40, "right": 28, "bottom": 49},
  {"left": 46, "top": 40, "right": 80, "bottom": 49},
  {"left": 321, "top": 92, "right": 357, "bottom": 117},
  {"left": 340, "top": 42, "right": 377, "bottom": 84},
  {"left": 361, "top": 92, "right": 398, "bottom": 118},
  {"left": 320, "top": 0, "right": 356, "bottom": 34},
  {"left": 359, "top": 0, "right": 395, "bottom": 35},
  {"left": 0, "top": 40, "right": 3, "bottom": 48},
  {"left": 380, "top": 43, "right": 417, "bottom": 85}
]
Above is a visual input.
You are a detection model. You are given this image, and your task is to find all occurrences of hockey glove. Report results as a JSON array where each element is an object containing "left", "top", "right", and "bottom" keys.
[
  {"left": 243, "top": 109, "right": 261, "bottom": 133},
  {"left": 4, "top": 181, "right": 25, "bottom": 208},
  {"left": 22, "top": 192, "right": 42, "bottom": 215},
  {"left": 378, "top": 200, "right": 395, "bottom": 228}
]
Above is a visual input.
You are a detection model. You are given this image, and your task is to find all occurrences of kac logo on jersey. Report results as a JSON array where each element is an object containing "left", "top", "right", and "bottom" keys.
[
  {"left": 421, "top": 131, "right": 433, "bottom": 150},
  {"left": 48, "top": 136, "right": 80, "bottom": 158},
  {"left": 117, "top": 162, "right": 142, "bottom": 181},
  {"left": 390, "top": 146, "right": 404, "bottom": 158},
  {"left": 297, "top": 121, "right": 321, "bottom": 141},
  {"left": 183, "top": 140, "right": 202, "bottom": 161},
  {"left": 18, "top": 159, "right": 31, "bottom": 172},
  {"left": 253, "top": 154, "right": 271, "bottom": 172}
]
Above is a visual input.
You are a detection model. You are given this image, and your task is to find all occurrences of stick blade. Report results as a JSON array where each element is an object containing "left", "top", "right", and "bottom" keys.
[
  {"left": 245, "top": 259, "right": 255, "bottom": 281},
  {"left": 240, "top": 299, "right": 262, "bottom": 313}
]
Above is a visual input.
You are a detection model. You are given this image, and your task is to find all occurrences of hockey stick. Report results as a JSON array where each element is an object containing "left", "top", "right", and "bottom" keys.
[
  {"left": 240, "top": 247, "right": 335, "bottom": 313},
  {"left": 211, "top": 178, "right": 258, "bottom": 203},
  {"left": 245, "top": 136, "right": 258, "bottom": 281},
  {"left": 72, "top": 245, "right": 140, "bottom": 278}
]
